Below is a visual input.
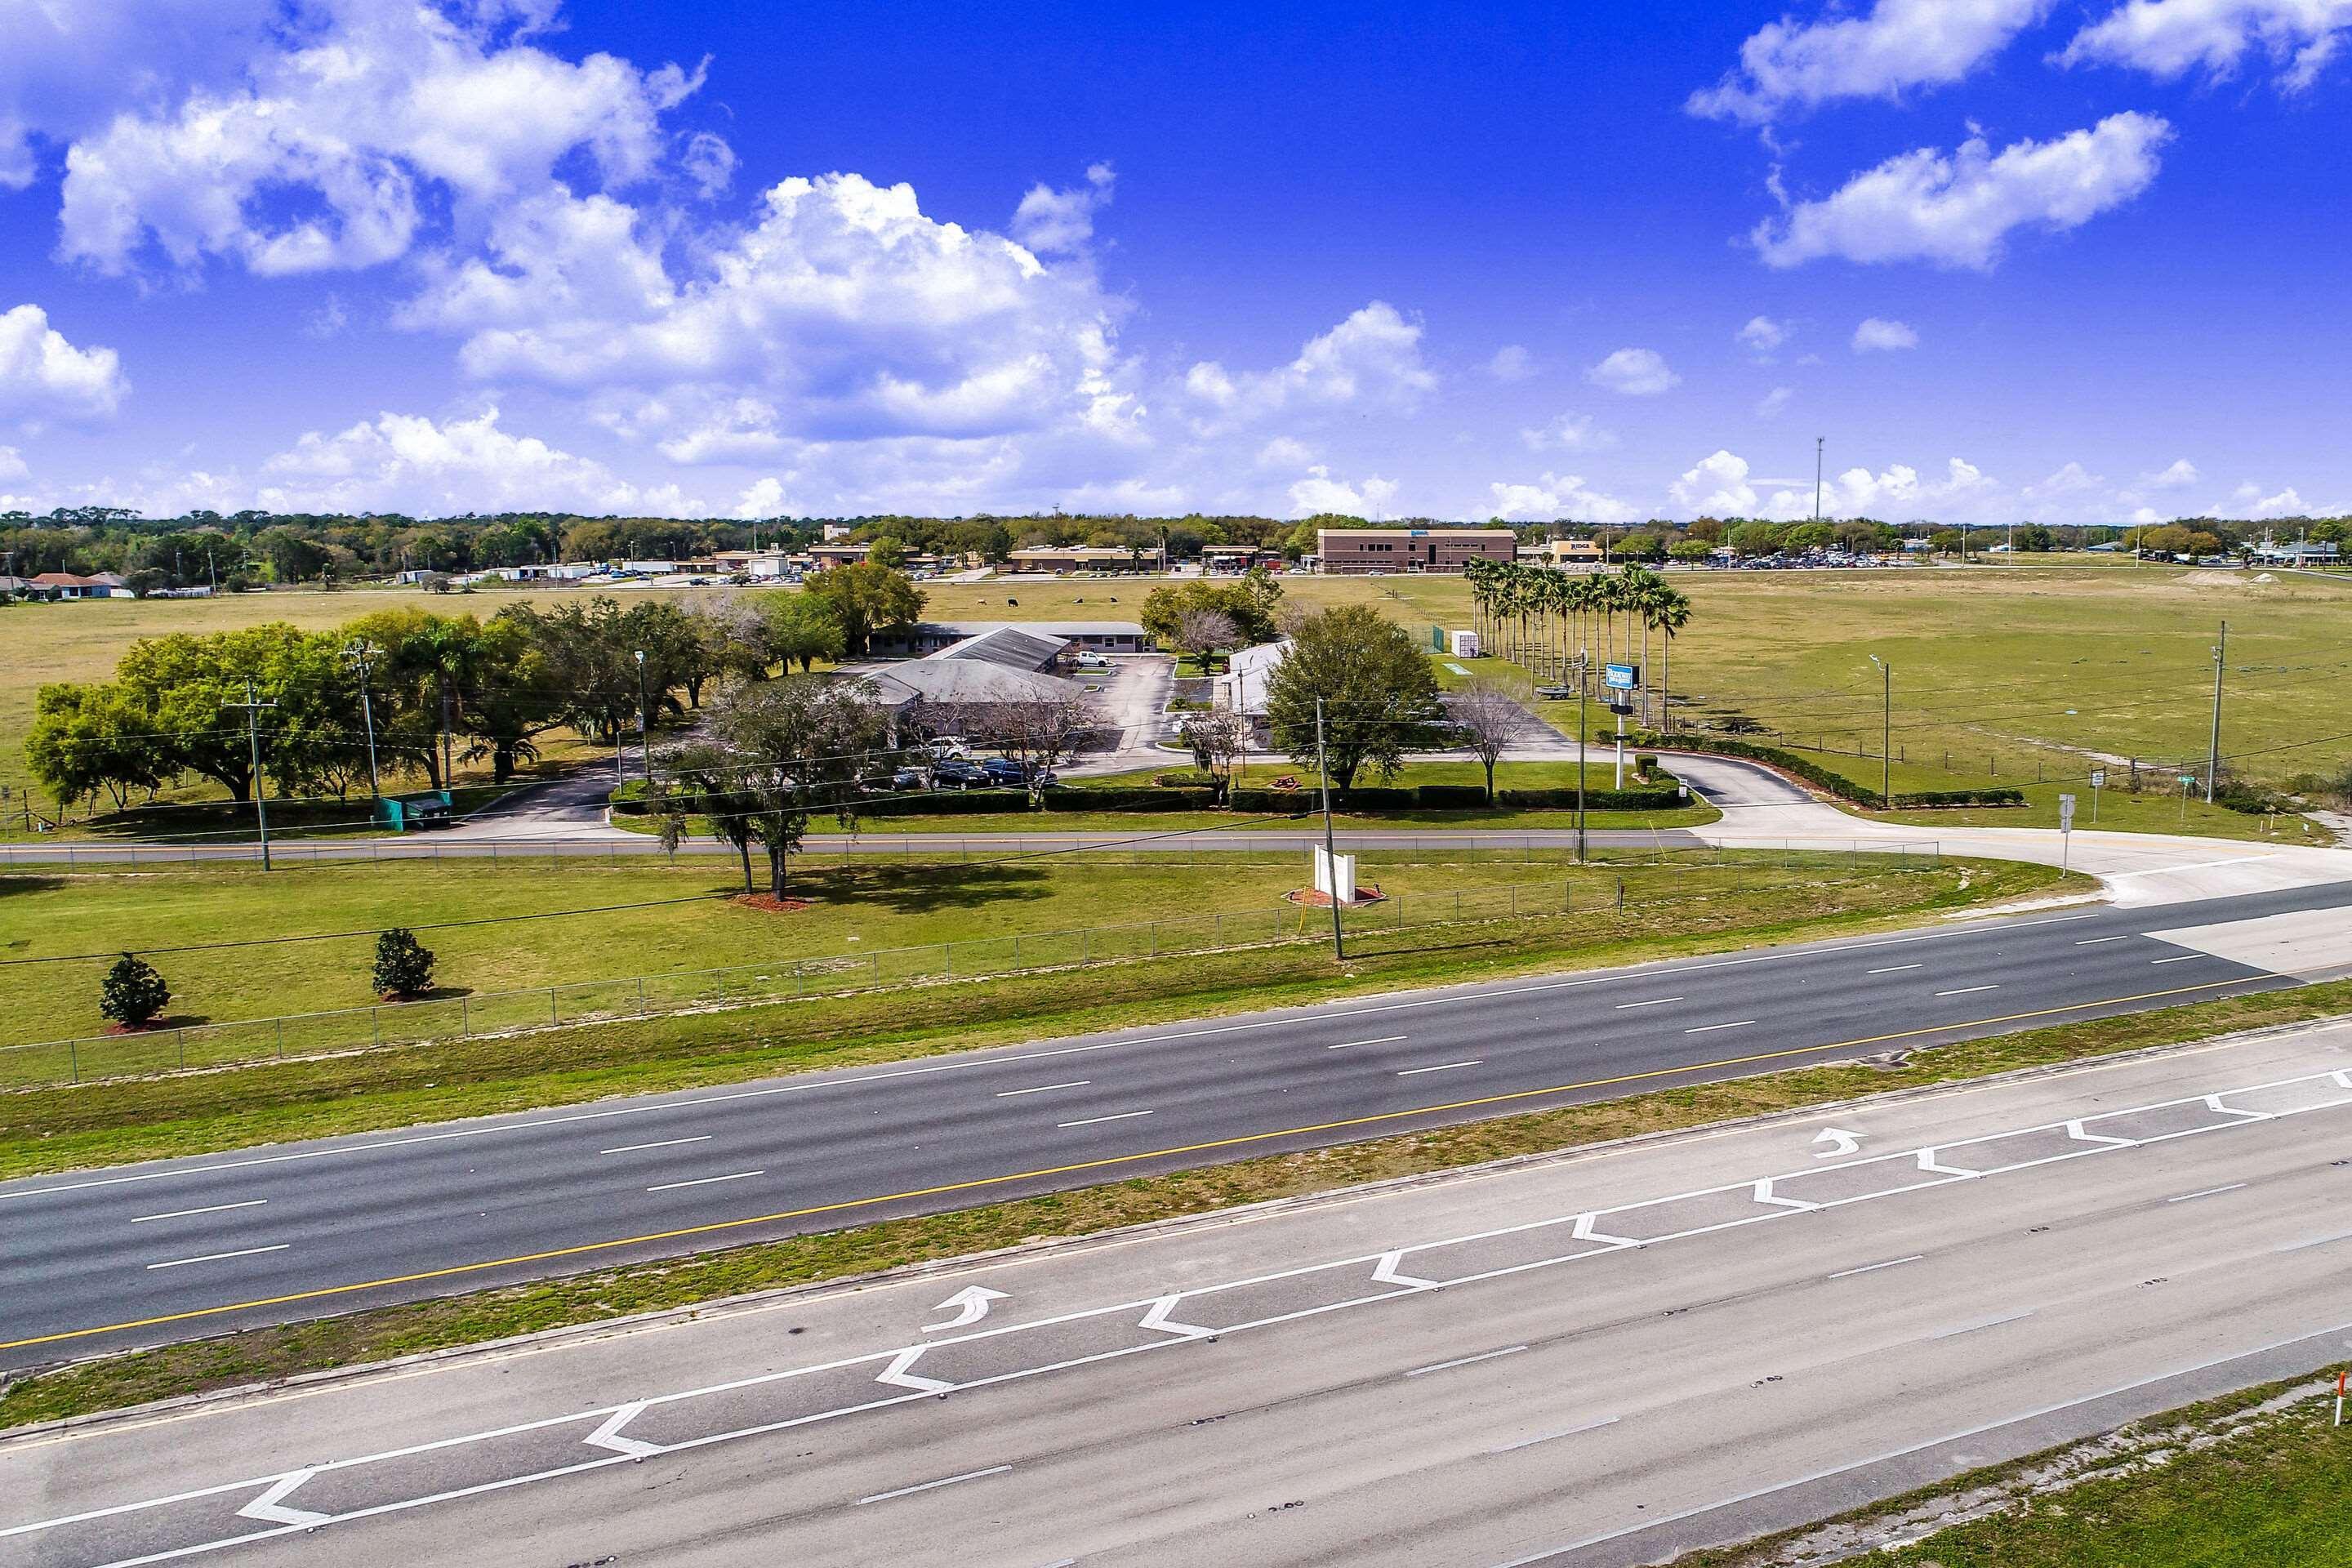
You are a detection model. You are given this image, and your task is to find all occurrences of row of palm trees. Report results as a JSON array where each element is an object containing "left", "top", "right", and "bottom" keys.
[{"left": 1463, "top": 559, "right": 1694, "bottom": 731}]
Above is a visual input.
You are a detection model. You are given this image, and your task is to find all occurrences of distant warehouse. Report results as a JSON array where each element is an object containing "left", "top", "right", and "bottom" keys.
[{"left": 1315, "top": 527, "right": 1516, "bottom": 575}]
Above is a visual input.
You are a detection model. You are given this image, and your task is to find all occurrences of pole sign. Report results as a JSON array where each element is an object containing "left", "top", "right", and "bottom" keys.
[
  {"left": 1603, "top": 662, "right": 1640, "bottom": 692},
  {"left": 2058, "top": 793, "right": 2076, "bottom": 828},
  {"left": 2088, "top": 770, "right": 2105, "bottom": 790}
]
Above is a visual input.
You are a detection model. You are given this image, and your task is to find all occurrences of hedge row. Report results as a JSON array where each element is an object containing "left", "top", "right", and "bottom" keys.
[
  {"left": 619, "top": 775, "right": 1689, "bottom": 819},
  {"left": 1655, "top": 734, "right": 2025, "bottom": 810}
]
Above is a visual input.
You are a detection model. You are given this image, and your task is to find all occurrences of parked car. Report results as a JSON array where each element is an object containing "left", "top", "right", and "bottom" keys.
[
  {"left": 933, "top": 758, "right": 989, "bottom": 787},
  {"left": 924, "top": 736, "right": 972, "bottom": 760},
  {"left": 980, "top": 756, "right": 1027, "bottom": 786},
  {"left": 891, "top": 766, "right": 929, "bottom": 791},
  {"left": 1074, "top": 650, "right": 1110, "bottom": 670}
]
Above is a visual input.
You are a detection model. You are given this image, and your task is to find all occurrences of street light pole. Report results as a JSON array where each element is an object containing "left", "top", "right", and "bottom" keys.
[
  {"left": 229, "top": 679, "right": 278, "bottom": 871},
  {"left": 634, "top": 648, "right": 650, "bottom": 783},
  {"left": 1575, "top": 681, "right": 1588, "bottom": 863},
  {"left": 1315, "top": 697, "right": 1343, "bottom": 960},
  {"left": 1869, "top": 655, "right": 1891, "bottom": 808},
  {"left": 1813, "top": 437, "right": 1824, "bottom": 525},
  {"left": 344, "top": 639, "right": 381, "bottom": 797},
  {"left": 2206, "top": 620, "right": 2227, "bottom": 804}
]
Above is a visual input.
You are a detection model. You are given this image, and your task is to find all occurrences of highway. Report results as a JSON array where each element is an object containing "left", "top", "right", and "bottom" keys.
[
  {"left": 7, "top": 1020, "right": 2350, "bottom": 1567},
  {"left": 4, "top": 877, "right": 2347, "bottom": 1372}
]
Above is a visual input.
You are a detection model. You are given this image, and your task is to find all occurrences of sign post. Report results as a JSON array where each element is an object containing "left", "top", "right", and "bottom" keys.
[
  {"left": 2058, "top": 792, "right": 2075, "bottom": 875},
  {"left": 2088, "top": 768, "right": 2105, "bottom": 825},
  {"left": 2178, "top": 773, "right": 2197, "bottom": 825},
  {"left": 1604, "top": 663, "right": 1639, "bottom": 789}
]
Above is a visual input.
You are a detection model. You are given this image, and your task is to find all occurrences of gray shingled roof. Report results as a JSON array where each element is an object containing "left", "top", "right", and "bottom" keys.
[
  {"left": 926, "top": 624, "right": 1074, "bottom": 672},
  {"left": 854, "top": 662, "right": 1082, "bottom": 707}
]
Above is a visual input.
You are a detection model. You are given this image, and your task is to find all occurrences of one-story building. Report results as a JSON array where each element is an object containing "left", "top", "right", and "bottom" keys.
[
  {"left": 1005, "top": 545, "right": 1165, "bottom": 575},
  {"left": 867, "top": 620, "right": 1152, "bottom": 657}
]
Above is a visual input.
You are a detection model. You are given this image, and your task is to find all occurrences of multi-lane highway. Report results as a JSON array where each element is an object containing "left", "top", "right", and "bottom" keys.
[
  {"left": 6, "top": 877, "right": 2347, "bottom": 1371},
  {"left": 7, "top": 1019, "right": 2350, "bottom": 1567}
]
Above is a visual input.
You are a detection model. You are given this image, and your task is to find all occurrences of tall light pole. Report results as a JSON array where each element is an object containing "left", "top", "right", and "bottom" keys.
[
  {"left": 1869, "top": 655, "right": 1891, "bottom": 808},
  {"left": 229, "top": 679, "right": 278, "bottom": 871},
  {"left": 1575, "top": 681, "right": 1589, "bottom": 862},
  {"left": 633, "top": 648, "right": 651, "bottom": 783},
  {"left": 2205, "top": 621, "right": 2227, "bottom": 804},
  {"left": 1315, "top": 697, "right": 1343, "bottom": 959},
  {"left": 1813, "top": 437, "right": 1824, "bottom": 525}
]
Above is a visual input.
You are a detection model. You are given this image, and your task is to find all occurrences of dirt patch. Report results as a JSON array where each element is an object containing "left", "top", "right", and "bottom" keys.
[
  {"left": 731, "top": 894, "right": 813, "bottom": 915},
  {"left": 1285, "top": 885, "right": 1388, "bottom": 908}
]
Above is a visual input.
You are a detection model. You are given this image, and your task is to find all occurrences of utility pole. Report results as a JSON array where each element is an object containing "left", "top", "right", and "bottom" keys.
[
  {"left": 229, "top": 679, "right": 278, "bottom": 870},
  {"left": 439, "top": 677, "right": 455, "bottom": 796},
  {"left": 1575, "top": 681, "right": 1589, "bottom": 863},
  {"left": 1869, "top": 654, "right": 1891, "bottom": 808},
  {"left": 634, "top": 648, "right": 651, "bottom": 782},
  {"left": 2206, "top": 621, "right": 2226, "bottom": 804},
  {"left": 344, "top": 639, "right": 382, "bottom": 797},
  {"left": 1813, "top": 436, "right": 1824, "bottom": 525},
  {"left": 1315, "top": 697, "right": 1343, "bottom": 960}
]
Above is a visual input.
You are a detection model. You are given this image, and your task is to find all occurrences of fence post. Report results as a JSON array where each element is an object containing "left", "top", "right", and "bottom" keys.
[
  {"left": 372, "top": 1007, "right": 381, "bottom": 1048},
  {"left": 1616, "top": 878, "right": 1625, "bottom": 915},
  {"left": 461, "top": 996, "right": 469, "bottom": 1036},
  {"left": 550, "top": 989, "right": 559, "bottom": 1026},
  {"left": 638, "top": 976, "right": 648, "bottom": 1015},
  {"left": 69, "top": 1038, "right": 78, "bottom": 1084},
  {"left": 177, "top": 1028, "right": 185, "bottom": 1071},
  {"left": 276, "top": 1017, "right": 284, "bottom": 1058}
]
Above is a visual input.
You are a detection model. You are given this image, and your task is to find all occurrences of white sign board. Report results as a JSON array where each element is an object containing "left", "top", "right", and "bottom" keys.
[
  {"left": 2058, "top": 793, "right": 2076, "bottom": 828},
  {"left": 1313, "top": 846, "right": 1358, "bottom": 906}
]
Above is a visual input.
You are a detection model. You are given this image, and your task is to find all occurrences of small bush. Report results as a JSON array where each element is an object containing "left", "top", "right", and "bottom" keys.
[
  {"left": 373, "top": 929, "right": 437, "bottom": 1000},
  {"left": 1414, "top": 784, "right": 1493, "bottom": 808},
  {"left": 100, "top": 953, "right": 170, "bottom": 1029}
]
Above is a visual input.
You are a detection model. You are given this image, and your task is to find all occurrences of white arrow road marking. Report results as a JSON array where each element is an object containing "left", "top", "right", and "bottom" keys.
[
  {"left": 876, "top": 1347, "right": 953, "bottom": 1394},
  {"left": 924, "top": 1285, "right": 1009, "bottom": 1332},
  {"left": 1138, "top": 1294, "right": 1215, "bottom": 1339},
  {"left": 1812, "top": 1127, "right": 1864, "bottom": 1159},
  {"left": 1572, "top": 1212, "right": 1641, "bottom": 1248},
  {"left": 237, "top": 1472, "right": 329, "bottom": 1527},
  {"left": 583, "top": 1403, "right": 662, "bottom": 1459},
  {"left": 1371, "top": 1249, "right": 1441, "bottom": 1289}
]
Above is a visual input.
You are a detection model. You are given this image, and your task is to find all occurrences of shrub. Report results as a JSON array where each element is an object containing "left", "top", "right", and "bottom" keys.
[
  {"left": 1497, "top": 786, "right": 1684, "bottom": 811},
  {"left": 100, "top": 953, "right": 170, "bottom": 1029},
  {"left": 1414, "top": 784, "right": 1493, "bottom": 808},
  {"left": 372, "top": 929, "right": 436, "bottom": 1000},
  {"left": 1225, "top": 787, "right": 1316, "bottom": 816}
]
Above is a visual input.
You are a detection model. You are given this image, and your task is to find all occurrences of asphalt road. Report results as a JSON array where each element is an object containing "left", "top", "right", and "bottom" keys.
[
  {"left": 8, "top": 1022, "right": 2351, "bottom": 1567},
  {"left": 5, "top": 878, "right": 2348, "bottom": 1373}
]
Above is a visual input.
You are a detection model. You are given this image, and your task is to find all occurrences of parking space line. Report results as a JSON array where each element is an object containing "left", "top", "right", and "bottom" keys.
[
  {"left": 599, "top": 1136, "right": 710, "bottom": 1156},
  {"left": 1829, "top": 1254, "right": 1923, "bottom": 1280},
  {"left": 1328, "top": 1036, "right": 1408, "bottom": 1050},
  {"left": 995, "top": 1081, "right": 1089, "bottom": 1098},
  {"left": 145, "top": 1245, "right": 289, "bottom": 1272},
  {"left": 646, "top": 1170, "right": 764, "bottom": 1193},
  {"left": 856, "top": 1465, "right": 1013, "bottom": 1506},
  {"left": 1406, "top": 1344, "right": 1527, "bottom": 1379},
  {"left": 130, "top": 1200, "right": 268, "bottom": 1224},
  {"left": 1686, "top": 1020, "right": 1754, "bottom": 1034},
  {"left": 1058, "top": 1111, "right": 1153, "bottom": 1129},
  {"left": 1614, "top": 997, "right": 1683, "bottom": 1010},
  {"left": 1399, "top": 1061, "right": 1483, "bottom": 1077}
]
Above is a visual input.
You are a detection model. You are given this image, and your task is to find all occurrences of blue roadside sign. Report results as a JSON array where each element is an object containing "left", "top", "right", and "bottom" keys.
[{"left": 1603, "top": 662, "right": 1639, "bottom": 690}]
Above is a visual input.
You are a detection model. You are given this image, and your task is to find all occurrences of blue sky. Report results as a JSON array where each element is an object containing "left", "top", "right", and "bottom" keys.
[{"left": 1, "top": 0, "right": 2346, "bottom": 524}]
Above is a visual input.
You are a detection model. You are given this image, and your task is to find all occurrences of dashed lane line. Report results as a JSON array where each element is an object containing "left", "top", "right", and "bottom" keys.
[
  {"left": 645, "top": 1171, "right": 764, "bottom": 1194},
  {"left": 130, "top": 1201, "right": 267, "bottom": 1225},
  {"left": 856, "top": 1465, "right": 1013, "bottom": 1506},
  {"left": 145, "top": 1245, "right": 289, "bottom": 1272},
  {"left": 599, "top": 1136, "right": 710, "bottom": 1156}
]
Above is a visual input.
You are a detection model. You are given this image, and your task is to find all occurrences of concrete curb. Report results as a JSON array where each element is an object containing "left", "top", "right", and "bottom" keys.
[{"left": 8, "top": 1003, "right": 2345, "bottom": 1446}]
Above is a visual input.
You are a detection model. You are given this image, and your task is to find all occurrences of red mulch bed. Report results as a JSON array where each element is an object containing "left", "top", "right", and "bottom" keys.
[
  {"left": 1285, "top": 884, "right": 1388, "bottom": 908},
  {"left": 732, "top": 893, "right": 814, "bottom": 914}
]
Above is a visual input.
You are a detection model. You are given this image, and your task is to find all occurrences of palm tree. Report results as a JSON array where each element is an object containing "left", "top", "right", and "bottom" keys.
[{"left": 1652, "top": 585, "right": 1692, "bottom": 734}]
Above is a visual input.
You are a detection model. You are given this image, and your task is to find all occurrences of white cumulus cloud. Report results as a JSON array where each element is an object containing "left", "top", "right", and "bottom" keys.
[
  {"left": 1754, "top": 113, "right": 2171, "bottom": 270},
  {"left": 1487, "top": 344, "right": 1535, "bottom": 381},
  {"left": 1585, "top": 347, "right": 1680, "bottom": 396},
  {"left": 2144, "top": 457, "right": 2200, "bottom": 487},
  {"left": 1184, "top": 302, "right": 1434, "bottom": 425},
  {"left": 1010, "top": 162, "right": 1115, "bottom": 255},
  {"left": 1852, "top": 317, "right": 1920, "bottom": 351},
  {"left": 1520, "top": 412, "right": 1617, "bottom": 452},
  {"left": 1738, "top": 315, "right": 1790, "bottom": 355},
  {"left": 1483, "top": 472, "right": 1642, "bottom": 524},
  {"left": 1690, "top": 0, "right": 2051, "bottom": 123},
  {"left": 0, "top": 303, "right": 127, "bottom": 417},
  {"left": 1287, "top": 464, "right": 1399, "bottom": 518},
  {"left": 2063, "top": 0, "right": 2352, "bottom": 91},
  {"left": 1670, "top": 450, "right": 1760, "bottom": 514},
  {"left": 734, "top": 476, "right": 787, "bottom": 518},
  {"left": 258, "top": 407, "right": 681, "bottom": 514},
  {"left": 1756, "top": 386, "right": 1796, "bottom": 418}
]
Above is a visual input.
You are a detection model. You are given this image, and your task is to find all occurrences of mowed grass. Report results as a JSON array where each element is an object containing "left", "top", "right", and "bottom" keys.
[{"left": 0, "top": 850, "right": 1767, "bottom": 1044}]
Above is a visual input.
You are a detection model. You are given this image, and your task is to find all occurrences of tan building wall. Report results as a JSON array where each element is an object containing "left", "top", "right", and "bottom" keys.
[{"left": 1315, "top": 528, "right": 1517, "bottom": 574}]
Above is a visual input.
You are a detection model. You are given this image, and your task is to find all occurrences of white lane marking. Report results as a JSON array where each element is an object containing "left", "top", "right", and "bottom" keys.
[
  {"left": 2108, "top": 853, "right": 2278, "bottom": 880},
  {"left": 2277, "top": 1228, "right": 2352, "bottom": 1254},
  {"left": 644, "top": 1170, "right": 764, "bottom": 1193},
  {"left": 1866, "top": 964, "right": 1922, "bottom": 974},
  {"left": 581, "top": 1404, "right": 661, "bottom": 1459},
  {"left": 994, "top": 1081, "right": 1089, "bottom": 1098},
  {"left": 1931, "top": 1308, "right": 2034, "bottom": 1340},
  {"left": 1685, "top": 1020, "right": 1754, "bottom": 1034},
  {"left": 1613, "top": 996, "right": 1683, "bottom": 1009},
  {"left": 1936, "top": 985, "right": 2000, "bottom": 997},
  {"left": 0, "top": 909, "right": 2114, "bottom": 1203},
  {"left": 1057, "top": 1110, "right": 1153, "bottom": 1129},
  {"left": 2076, "top": 935, "right": 2132, "bottom": 946},
  {"left": 1329, "top": 1035, "right": 1408, "bottom": 1050},
  {"left": 1484, "top": 1313, "right": 2352, "bottom": 1566},
  {"left": 857, "top": 1465, "right": 1012, "bottom": 1506},
  {"left": 2167, "top": 1183, "right": 2247, "bottom": 1204},
  {"left": 599, "top": 1136, "right": 710, "bottom": 1155},
  {"left": 234, "top": 1472, "right": 328, "bottom": 1528},
  {"left": 2150, "top": 955, "right": 2201, "bottom": 965},
  {"left": 1405, "top": 1344, "right": 1527, "bottom": 1379},
  {"left": 1398, "top": 1060, "right": 1484, "bottom": 1076},
  {"left": 24, "top": 1061, "right": 2350, "bottom": 1564},
  {"left": 1829, "top": 1254, "right": 1923, "bottom": 1280},
  {"left": 1491, "top": 1415, "right": 1619, "bottom": 1453},
  {"left": 129, "top": 1200, "right": 267, "bottom": 1224},
  {"left": 145, "top": 1244, "right": 288, "bottom": 1272}
]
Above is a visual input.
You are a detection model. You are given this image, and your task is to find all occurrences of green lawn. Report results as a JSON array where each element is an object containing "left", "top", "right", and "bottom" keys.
[{"left": 0, "top": 849, "right": 1803, "bottom": 1046}]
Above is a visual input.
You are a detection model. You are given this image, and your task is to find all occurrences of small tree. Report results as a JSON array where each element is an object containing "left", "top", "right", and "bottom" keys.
[
  {"left": 1178, "top": 707, "right": 1253, "bottom": 803},
  {"left": 1264, "top": 605, "right": 1445, "bottom": 798},
  {"left": 1171, "top": 607, "right": 1241, "bottom": 672},
  {"left": 372, "top": 928, "right": 437, "bottom": 1000},
  {"left": 1446, "top": 683, "right": 1531, "bottom": 803},
  {"left": 100, "top": 953, "right": 170, "bottom": 1030}
]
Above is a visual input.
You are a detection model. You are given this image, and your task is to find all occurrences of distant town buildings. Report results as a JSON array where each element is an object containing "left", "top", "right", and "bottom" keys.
[{"left": 1314, "top": 527, "right": 1516, "bottom": 575}]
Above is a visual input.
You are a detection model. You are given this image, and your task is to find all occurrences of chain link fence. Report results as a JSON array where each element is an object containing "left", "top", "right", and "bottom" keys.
[{"left": 2, "top": 841, "right": 1940, "bottom": 1090}]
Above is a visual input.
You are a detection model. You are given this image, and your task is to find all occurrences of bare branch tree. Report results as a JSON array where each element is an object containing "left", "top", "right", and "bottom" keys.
[
  {"left": 1172, "top": 607, "right": 1241, "bottom": 671},
  {"left": 1446, "top": 682, "right": 1533, "bottom": 803},
  {"left": 946, "top": 694, "right": 1106, "bottom": 804},
  {"left": 1178, "top": 706, "right": 1253, "bottom": 803}
]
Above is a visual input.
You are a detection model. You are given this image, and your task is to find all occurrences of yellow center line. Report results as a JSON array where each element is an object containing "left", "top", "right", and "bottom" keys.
[{"left": 0, "top": 977, "right": 2264, "bottom": 1355}]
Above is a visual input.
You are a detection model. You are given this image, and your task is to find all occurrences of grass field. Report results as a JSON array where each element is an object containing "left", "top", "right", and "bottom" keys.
[
  {"left": 7, "top": 564, "right": 2348, "bottom": 837},
  {"left": 0, "top": 849, "right": 1826, "bottom": 1045}
]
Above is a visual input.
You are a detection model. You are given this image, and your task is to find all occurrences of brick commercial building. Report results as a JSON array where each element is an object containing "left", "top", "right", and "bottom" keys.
[{"left": 1314, "top": 527, "right": 1517, "bottom": 574}]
